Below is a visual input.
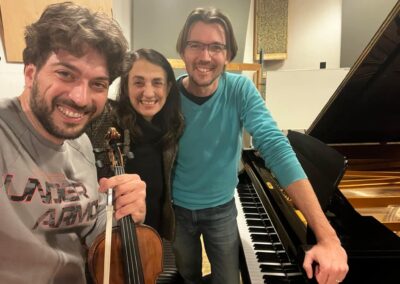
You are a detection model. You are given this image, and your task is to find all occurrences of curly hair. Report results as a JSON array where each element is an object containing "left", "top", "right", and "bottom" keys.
[
  {"left": 23, "top": 1, "right": 128, "bottom": 83},
  {"left": 115, "top": 48, "right": 184, "bottom": 147}
]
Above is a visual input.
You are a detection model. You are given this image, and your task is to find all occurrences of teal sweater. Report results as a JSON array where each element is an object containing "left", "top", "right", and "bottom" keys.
[{"left": 172, "top": 72, "right": 306, "bottom": 210}]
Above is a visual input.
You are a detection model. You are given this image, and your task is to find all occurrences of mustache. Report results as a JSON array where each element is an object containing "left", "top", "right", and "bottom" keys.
[
  {"left": 54, "top": 98, "right": 97, "bottom": 114},
  {"left": 195, "top": 60, "right": 216, "bottom": 68}
]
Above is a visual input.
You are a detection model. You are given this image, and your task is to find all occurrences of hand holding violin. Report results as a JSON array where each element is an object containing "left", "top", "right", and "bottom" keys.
[
  {"left": 89, "top": 128, "right": 162, "bottom": 284},
  {"left": 98, "top": 174, "right": 146, "bottom": 223}
]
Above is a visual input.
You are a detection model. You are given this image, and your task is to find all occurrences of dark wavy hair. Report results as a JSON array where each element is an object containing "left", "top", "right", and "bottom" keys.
[
  {"left": 176, "top": 7, "right": 238, "bottom": 62},
  {"left": 115, "top": 48, "right": 184, "bottom": 147},
  {"left": 23, "top": 1, "right": 128, "bottom": 83}
]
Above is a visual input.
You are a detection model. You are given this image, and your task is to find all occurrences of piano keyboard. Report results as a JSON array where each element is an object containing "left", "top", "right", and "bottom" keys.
[{"left": 235, "top": 182, "right": 306, "bottom": 284}]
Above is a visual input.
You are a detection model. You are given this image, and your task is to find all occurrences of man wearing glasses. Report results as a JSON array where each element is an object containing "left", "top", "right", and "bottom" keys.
[{"left": 172, "top": 7, "right": 348, "bottom": 284}]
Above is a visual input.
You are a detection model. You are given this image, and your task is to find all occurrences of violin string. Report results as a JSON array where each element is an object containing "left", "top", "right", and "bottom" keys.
[
  {"left": 122, "top": 216, "right": 143, "bottom": 283},
  {"left": 116, "top": 165, "right": 143, "bottom": 283},
  {"left": 116, "top": 166, "right": 135, "bottom": 283},
  {"left": 121, "top": 218, "right": 134, "bottom": 283}
]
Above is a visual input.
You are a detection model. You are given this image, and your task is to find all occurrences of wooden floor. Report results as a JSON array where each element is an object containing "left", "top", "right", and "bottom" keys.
[
  {"left": 201, "top": 236, "right": 211, "bottom": 276},
  {"left": 201, "top": 236, "right": 243, "bottom": 284}
]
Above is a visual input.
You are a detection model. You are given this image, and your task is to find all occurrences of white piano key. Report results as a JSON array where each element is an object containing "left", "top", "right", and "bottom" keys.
[{"left": 235, "top": 190, "right": 266, "bottom": 284}]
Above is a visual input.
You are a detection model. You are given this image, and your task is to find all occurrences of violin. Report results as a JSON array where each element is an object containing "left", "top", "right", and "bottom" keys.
[{"left": 88, "top": 127, "right": 163, "bottom": 284}]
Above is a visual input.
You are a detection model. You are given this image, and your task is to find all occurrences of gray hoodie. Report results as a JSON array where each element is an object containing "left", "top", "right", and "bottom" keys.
[{"left": 0, "top": 98, "right": 106, "bottom": 284}]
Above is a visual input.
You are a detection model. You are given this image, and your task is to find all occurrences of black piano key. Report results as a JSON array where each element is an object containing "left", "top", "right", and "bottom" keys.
[
  {"left": 238, "top": 196, "right": 256, "bottom": 202},
  {"left": 249, "top": 226, "right": 270, "bottom": 233},
  {"left": 245, "top": 214, "right": 273, "bottom": 226},
  {"left": 248, "top": 224, "right": 274, "bottom": 233},
  {"left": 259, "top": 213, "right": 271, "bottom": 220},
  {"left": 238, "top": 190, "right": 256, "bottom": 195},
  {"left": 260, "top": 264, "right": 286, "bottom": 274},
  {"left": 284, "top": 266, "right": 303, "bottom": 275},
  {"left": 251, "top": 233, "right": 282, "bottom": 244},
  {"left": 286, "top": 273, "right": 305, "bottom": 280},
  {"left": 265, "top": 227, "right": 277, "bottom": 234},
  {"left": 269, "top": 233, "right": 281, "bottom": 243},
  {"left": 256, "top": 251, "right": 281, "bottom": 262},
  {"left": 251, "top": 233, "right": 273, "bottom": 243},
  {"left": 247, "top": 219, "right": 268, "bottom": 227},
  {"left": 257, "top": 253, "right": 291, "bottom": 265},
  {"left": 253, "top": 243, "right": 276, "bottom": 251},
  {"left": 254, "top": 243, "right": 285, "bottom": 251},
  {"left": 240, "top": 199, "right": 262, "bottom": 206},
  {"left": 277, "top": 252, "right": 290, "bottom": 263},
  {"left": 262, "top": 274, "right": 302, "bottom": 284},
  {"left": 245, "top": 213, "right": 264, "bottom": 219},
  {"left": 239, "top": 196, "right": 255, "bottom": 202},
  {"left": 243, "top": 207, "right": 260, "bottom": 214}
]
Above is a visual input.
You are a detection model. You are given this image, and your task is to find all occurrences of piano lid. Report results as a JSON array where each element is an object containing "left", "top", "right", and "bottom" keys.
[{"left": 307, "top": 2, "right": 400, "bottom": 144}]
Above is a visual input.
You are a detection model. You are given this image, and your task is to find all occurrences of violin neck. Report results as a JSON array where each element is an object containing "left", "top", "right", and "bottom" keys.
[{"left": 115, "top": 166, "right": 145, "bottom": 284}]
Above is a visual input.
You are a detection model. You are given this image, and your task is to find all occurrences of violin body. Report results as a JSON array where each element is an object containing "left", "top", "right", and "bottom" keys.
[
  {"left": 88, "top": 223, "right": 163, "bottom": 284},
  {"left": 88, "top": 128, "right": 164, "bottom": 284}
]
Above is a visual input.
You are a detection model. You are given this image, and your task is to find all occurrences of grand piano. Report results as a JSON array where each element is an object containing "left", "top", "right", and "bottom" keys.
[{"left": 236, "top": 2, "right": 400, "bottom": 283}]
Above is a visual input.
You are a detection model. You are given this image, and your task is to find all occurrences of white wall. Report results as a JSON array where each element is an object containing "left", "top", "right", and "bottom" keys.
[
  {"left": 0, "top": 42, "right": 24, "bottom": 98},
  {"left": 250, "top": 0, "right": 345, "bottom": 130},
  {"left": 112, "top": 0, "right": 132, "bottom": 48},
  {"left": 0, "top": 0, "right": 355, "bottom": 124},
  {"left": 341, "top": 0, "right": 398, "bottom": 67},
  {"left": 265, "top": 68, "right": 349, "bottom": 131},
  {"left": 0, "top": 1, "right": 130, "bottom": 100},
  {"left": 265, "top": 0, "right": 342, "bottom": 71}
]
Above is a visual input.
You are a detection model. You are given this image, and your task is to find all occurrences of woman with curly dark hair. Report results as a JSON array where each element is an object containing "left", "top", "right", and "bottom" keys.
[
  {"left": 115, "top": 48, "right": 184, "bottom": 239},
  {"left": 87, "top": 48, "right": 184, "bottom": 241}
]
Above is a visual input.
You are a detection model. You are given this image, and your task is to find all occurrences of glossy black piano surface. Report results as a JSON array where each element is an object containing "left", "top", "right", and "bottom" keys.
[
  {"left": 238, "top": 3, "right": 400, "bottom": 283},
  {"left": 307, "top": 2, "right": 400, "bottom": 144}
]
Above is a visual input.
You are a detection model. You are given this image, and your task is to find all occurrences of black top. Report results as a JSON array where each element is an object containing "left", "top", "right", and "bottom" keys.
[
  {"left": 177, "top": 77, "right": 215, "bottom": 105},
  {"left": 124, "top": 115, "right": 164, "bottom": 233}
]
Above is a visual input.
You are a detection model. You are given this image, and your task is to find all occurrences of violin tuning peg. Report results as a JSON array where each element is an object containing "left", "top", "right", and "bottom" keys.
[
  {"left": 96, "top": 160, "right": 104, "bottom": 168},
  {"left": 93, "top": 147, "right": 105, "bottom": 154},
  {"left": 127, "top": 152, "right": 134, "bottom": 160}
]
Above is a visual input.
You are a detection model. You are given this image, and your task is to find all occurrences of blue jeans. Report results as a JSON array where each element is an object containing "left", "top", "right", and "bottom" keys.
[{"left": 172, "top": 198, "right": 240, "bottom": 284}]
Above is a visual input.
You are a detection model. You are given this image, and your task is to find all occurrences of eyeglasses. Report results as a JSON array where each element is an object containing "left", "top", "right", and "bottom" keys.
[{"left": 185, "top": 41, "right": 227, "bottom": 56}]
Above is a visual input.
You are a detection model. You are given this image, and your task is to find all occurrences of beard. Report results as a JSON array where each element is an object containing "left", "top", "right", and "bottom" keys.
[
  {"left": 188, "top": 61, "right": 224, "bottom": 89},
  {"left": 29, "top": 80, "right": 95, "bottom": 140},
  {"left": 189, "top": 72, "right": 220, "bottom": 89}
]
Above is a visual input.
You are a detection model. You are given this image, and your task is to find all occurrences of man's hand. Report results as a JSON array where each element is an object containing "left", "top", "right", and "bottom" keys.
[
  {"left": 303, "top": 238, "right": 348, "bottom": 284},
  {"left": 98, "top": 174, "right": 146, "bottom": 223},
  {"left": 285, "top": 179, "right": 348, "bottom": 283}
]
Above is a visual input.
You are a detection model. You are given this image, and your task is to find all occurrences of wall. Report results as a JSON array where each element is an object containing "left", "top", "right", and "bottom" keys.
[
  {"left": 262, "top": 0, "right": 397, "bottom": 130},
  {"left": 265, "top": 68, "right": 349, "bottom": 131},
  {"left": 340, "top": 0, "right": 398, "bottom": 67},
  {"left": 0, "top": 44, "right": 24, "bottom": 98},
  {"left": 0, "top": 0, "right": 130, "bottom": 100},
  {"left": 265, "top": 0, "right": 342, "bottom": 71},
  {"left": 0, "top": 0, "right": 395, "bottom": 114},
  {"left": 132, "top": 0, "right": 251, "bottom": 61},
  {"left": 260, "top": 0, "right": 345, "bottom": 130},
  {"left": 112, "top": 0, "right": 132, "bottom": 47}
]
